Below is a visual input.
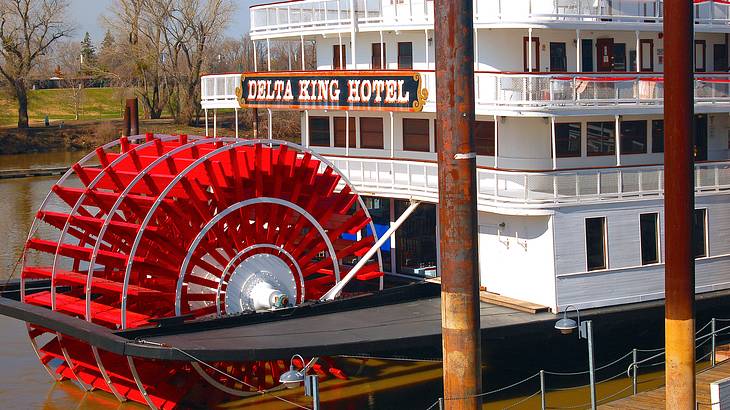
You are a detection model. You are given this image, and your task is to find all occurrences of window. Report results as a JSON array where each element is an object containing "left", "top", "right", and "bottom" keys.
[
  {"left": 363, "top": 197, "right": 391, "bottom": 271},
  {"left": 620, "top": 120, "right": 648, "bottom": 154},
  {"left": 372, "top": 43, "right": 386, "bottom": 69},
  {"left": 586, "top": 217, "right": 608, "bottom": 271},
  {"left": 550, "top": 42, "right": 567, "bottom": 72},
  {"left": 640, "top": 213, "right": 660, "bottom": 265},
  {"left": 523, "top": 36, "right": 540, "bottom": 71},
  {"left": 555, "top": 123, "right": 581, "bottom": 158},
  {"left": 333, "top": 117, "right": 356, "bottom": 148},
  {"left": 652, "top": 120, "right": 664, "bottom": 153},
  {"left": 403, "top": 118, "right": 430, "bottom": 152},
  {"left": 333, "top": 45, "right": 346, "bottom": 69},
  {"left": 359, "top": 117, "right": 384, "bottom": 149},
  {"left": 309, "top": 116, "right": 330, "bottom": 147},
  {"left": 581, "top": 39, "right": 594, "bottom": 72},
  {"left": 694, "top": 209, "right": 708, "bottom": 258},
  {"left": 613, "top": 43, "right": 627, "bottom": 71},
  {"left": 695, "top": 40, "right": 707, "bottom": 72},
  {"left": 587, "top": 122, "right": 615, "bottom": 156},
  {"left": 475, "top": 121, "right": 495, "bottom": 156},
  {"left": 714, "top": 44, "right": 728, "bottom": 72},
  {"left": 398, "top": 42, "right": 413, "bottom": 69}
]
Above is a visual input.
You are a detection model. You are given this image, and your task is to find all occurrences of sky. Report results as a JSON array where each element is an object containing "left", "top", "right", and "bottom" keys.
[{"left": 68, "top": 0, "right": 271, "bottom": 43}]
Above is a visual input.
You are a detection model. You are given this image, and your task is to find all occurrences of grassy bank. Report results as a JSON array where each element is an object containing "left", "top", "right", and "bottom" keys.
[{"left": 0, "top": 87, "right": 126, "bottom": 127}]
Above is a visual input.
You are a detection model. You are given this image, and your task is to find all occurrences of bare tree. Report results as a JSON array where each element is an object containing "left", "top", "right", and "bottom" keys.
[{"left": 0, "top": 0, "right": 73, "bottom": 128}]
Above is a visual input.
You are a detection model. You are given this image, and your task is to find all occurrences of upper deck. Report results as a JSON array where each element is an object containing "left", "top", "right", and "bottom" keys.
[{"left": 250, "top": 0, "right": 730, "bottom": 39}]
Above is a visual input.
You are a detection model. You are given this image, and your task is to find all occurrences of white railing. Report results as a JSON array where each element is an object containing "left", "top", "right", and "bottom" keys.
[
  {"left": 201, "top": 74, "right": 241, "bottom": 109},
  {"left": 327, "top": 155, "right": 730, "bottom": 208},
  {"left": 478, "top": 72, "right": 730, "bottom": 109},
  {"left": 249, "top": 0, "right": 730, "bottom": 36}
]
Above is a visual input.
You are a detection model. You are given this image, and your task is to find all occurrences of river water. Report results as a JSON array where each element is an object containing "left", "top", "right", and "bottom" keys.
[{"left": 0, "top": 151, "right": 683, "bottom": 409}]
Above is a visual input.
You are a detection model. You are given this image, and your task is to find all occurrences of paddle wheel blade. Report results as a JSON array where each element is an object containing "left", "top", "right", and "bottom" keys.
[{"left": 20, "top": 135, "right": 384, "bottom": 408}]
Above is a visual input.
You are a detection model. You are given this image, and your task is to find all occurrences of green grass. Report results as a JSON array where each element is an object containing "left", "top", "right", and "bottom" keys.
[{"left": 0, "top": 87, "right": 125, "bottom": 126}]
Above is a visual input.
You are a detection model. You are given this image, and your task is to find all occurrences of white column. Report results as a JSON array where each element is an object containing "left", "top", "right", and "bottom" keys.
[
  {"left": 429, "top": 117, "right": 435, "bottom": 152},
  {"left": 300, "top": 35, "right": 306, "bottom": 70},
  {"left": 350, "top": 0, "right": 357, "bottom": 69},
  {"left": 389, "top": 199, "right": 397, "bottom": 276},
  {"left": 204, "top": 109, "right": 209, "bottom": 137},
  {"left": 329, "top": 115, "right": 334, "bottom": 147},
  {"left": 304, "top": 110, "right": 310, "bottom": 147},
  {"left": 268, "top": 108, "right": 273, "bottom": 139},
  {"left": 551, "top": 116, "right": 557, "bottom": 170},
  {"left": 494, "top": 115, "right": 499, "bottom": 168},
  {"left": 287, "top": 42, "right": 292, "bottom": 70},
  {"left": 528, "top": 28, "right": 533, "bottom": 72},
  {"left": 390, "top": 112, "right": 395, "bottom": 158},
  {"left": 576, "top": 29, "right": 582, "bottom": 72},
  {"left": 425, "top": 29, "right": 430, "bottom": 70},
  {"left": 235, "top": 108, "right": 239, "bottom": 138},
  {"left": 338, "top": 33, "right": 343, "bottom": 69},
  {"left": 615, "top": 115, "right": 621, "bottom": 166},
  {"left": 267, "top": 38, "right": 271, "bottom": 71},
  {"left": 379, "top": 30, "right": 385, "bottom": 69},
  {"left": 213, "top": 109, "right": 217, "bottom": 137},
  {"left": 345, "top": 110, "right": 350, "bottom": 156},
  {"left": 635, "top": 31, "right": 640, "bottom": 72},
  {"left": 253, "top": 40, "right": 258, "bottom": 72}
]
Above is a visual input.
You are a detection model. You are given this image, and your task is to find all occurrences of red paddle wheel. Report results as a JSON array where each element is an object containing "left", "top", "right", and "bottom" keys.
[{"left": 20, "top": 134, "right": 384, "bottom": 408}]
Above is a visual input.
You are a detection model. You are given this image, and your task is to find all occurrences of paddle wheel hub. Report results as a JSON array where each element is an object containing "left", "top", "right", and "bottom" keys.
[{"left": 19, "top": 135, "right": 384, "bottom": 409}]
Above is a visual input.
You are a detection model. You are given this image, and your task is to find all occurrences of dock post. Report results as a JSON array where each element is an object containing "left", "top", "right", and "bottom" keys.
[
  {"left": 712, "top": 318, "right": 717, "bottom": 367},
  {"left": 664, "top": 1, "right": 696, "bottom": 409},
  {"left": 127, "top": 98, "right": 139, "bottom": 136},
  {"left": 539, "top": 370, "right": 546, "bottom": 410},
  {"left": 632, "top": 348, "right": 638, "bottom": 395},
  {"left": 435, "top": 0, "right": 482, "bottom": 409}
]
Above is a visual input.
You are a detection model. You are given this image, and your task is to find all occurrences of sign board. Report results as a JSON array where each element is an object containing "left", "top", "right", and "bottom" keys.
[{"left": 236, "top": 71, "right": 429, "bottom": 112}]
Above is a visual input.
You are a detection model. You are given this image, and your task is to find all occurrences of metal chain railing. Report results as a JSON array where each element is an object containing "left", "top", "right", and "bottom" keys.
[{"left": 425, "top": 316, "right": 730, "bottom": 409}]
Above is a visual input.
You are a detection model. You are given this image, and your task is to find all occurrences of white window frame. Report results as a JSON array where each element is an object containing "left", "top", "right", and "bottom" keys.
[
  {"left": 584, "top": 216, "right": 609, "bottom": 272},
  {"left": 638, "top": 212, "right": 661, "bottom": 266}
]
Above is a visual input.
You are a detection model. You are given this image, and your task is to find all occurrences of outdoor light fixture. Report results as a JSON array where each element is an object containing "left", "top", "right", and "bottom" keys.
[
  {"left": 278, "top": 354, "right": 321, "bottom": 410},
  {"left": 555, "top": 305, "right": 596, "bottom": 410},
  {"left": 554, "top": 304, "right": 579, "bottom": 335},
  {"left": 279, "top": 354, "right": 306, "bottom": 388}
]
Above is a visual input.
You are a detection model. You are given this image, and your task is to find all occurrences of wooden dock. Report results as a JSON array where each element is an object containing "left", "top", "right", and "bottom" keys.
[
  {"left": 601, "top": 359, "right": 730, "bottom": 409},
  {"left": 0, "top": 166, "right": 68, "bottom": 179}
]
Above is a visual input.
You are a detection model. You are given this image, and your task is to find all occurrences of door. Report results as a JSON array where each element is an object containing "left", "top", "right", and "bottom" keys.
[
  {"left": 550, "top": 42, "right": 567, "bottom": 72},
  {"left": 695, "top": 40, "right": 707, "bottom": 72},
  {"left": 523, "top": 36, "right": 540, "bottom": 71},
  {"left": 613, "top": 43, "right": 627, "bottom": 71},
  {"left": 714, "top": 44, "right": 728, "bottom": 71},
  {"left": 596, "top": 38, "right": 614, "bottom": 72},
  {"left": 582, "top": 39, "right": 594, "bottom": 72},
  {"left": 694, "top": 115, "right": 708, "bottom": 161},
  {"left": 640, "top": 39, "right": 654, "bottom": 72}
]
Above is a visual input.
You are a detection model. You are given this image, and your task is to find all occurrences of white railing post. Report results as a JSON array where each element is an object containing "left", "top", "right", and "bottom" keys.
[{"left": 712, "top": 318, "right": 717, "bottom": 366}]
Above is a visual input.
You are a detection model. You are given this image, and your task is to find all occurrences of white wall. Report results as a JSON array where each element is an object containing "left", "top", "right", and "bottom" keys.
[{"left": 478, "top": 212, "right": 557, "bottom": 310}]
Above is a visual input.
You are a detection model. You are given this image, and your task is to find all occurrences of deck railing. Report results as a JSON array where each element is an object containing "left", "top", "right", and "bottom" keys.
[
  {"left": 200, "top": 71, "right": 730, "bottom": 111},
  {"left": 249, "top": 0, "right": 730, "bottom": 36},
  {"left": 327, "top": 156, "right": 730, "bottom": 208},
  {"left": 200, "top": 74, "right": 241, "bottom": 109}
]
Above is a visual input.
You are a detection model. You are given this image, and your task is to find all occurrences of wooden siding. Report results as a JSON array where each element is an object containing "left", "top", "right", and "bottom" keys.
[{"left": 554, "top": 194, "right": 730, "bottom": 311}]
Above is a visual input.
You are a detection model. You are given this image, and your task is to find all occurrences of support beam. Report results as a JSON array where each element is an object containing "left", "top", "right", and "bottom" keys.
[
  {"left": 528, "top": 28, "right": 533, "bottom": 72},
  {"left": 664, "top": 2, "right": 696, "bottom": 409},
  {"left": 204, "top": 109, "right": 209, "bottom": 137},
  {"left": 389, "top": 112, "right": 395, "bottom": 158},
  {"left": 253, "top": 40, "right": 258, "bottom": 72},
  {"left": 301, "top": 35, "right": 306, "bottom": 70},
  {"left": 550, "top": 116, "right": 557, "bottom": 170},
  {"left": 436, "top": 1, "right": 482, "bottom": 409},
  {"left": 253, "top": 108, "right": 259, "bottom": 139},
  {"left": 235, "top": 108, "right": 239, "bottom": 139},
  {"left": 635, "top": 31, "right": 641, "bottom": 73},
  {"left": 266, "top": 38, "right": 271, "bottom": 71},
  {"left": 321, "top": 201, "right": 421, "bottom": 301},
  {"left": 268, "top": 109, "right": 273, "bottom": 139},
  {"left": 615, "top": 115, "right": 621, "bottom": 166},
  {"left": 213, "top": 109, "right": 217, "bottom": 137},
  {"left": 576, "top": 29, "right": 581, "bottom": 71}
]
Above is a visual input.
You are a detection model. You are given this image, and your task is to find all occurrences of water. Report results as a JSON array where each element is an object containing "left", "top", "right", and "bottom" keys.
[{"left": 0, "top": 151, "right": 695, "bottom": 409}]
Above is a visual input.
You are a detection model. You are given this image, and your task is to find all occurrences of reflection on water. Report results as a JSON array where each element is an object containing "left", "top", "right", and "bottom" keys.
[{"left": 0, "top": 150, "right": 86, "bottom": 171}]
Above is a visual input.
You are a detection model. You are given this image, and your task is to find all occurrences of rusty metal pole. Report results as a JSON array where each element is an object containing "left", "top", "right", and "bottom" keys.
[
  {"left": 126, "top": 98, "right": 139, "bottom": 136},
  {"left": 664, "top": 2, "right": 696, "bottom": 409},
  {"left": 435, "top": 1, "right": 482, "bottom": 409}
]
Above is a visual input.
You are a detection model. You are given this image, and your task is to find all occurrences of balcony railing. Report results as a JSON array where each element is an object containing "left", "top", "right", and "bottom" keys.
[
  {"left": 476, "top": 72, "right": 730, "bottom": 109},
  {"left": 200, "top": 72, "right": 730, "bottom": 111},
  {"left": 201, "top": 74, "right": 241, "bottom": 109},
  {"left": 327, "top": 155, "right": 730, "bottom": 208},
  {"left": 249, "top": 0, "right": 730, "bottom": 36}
]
